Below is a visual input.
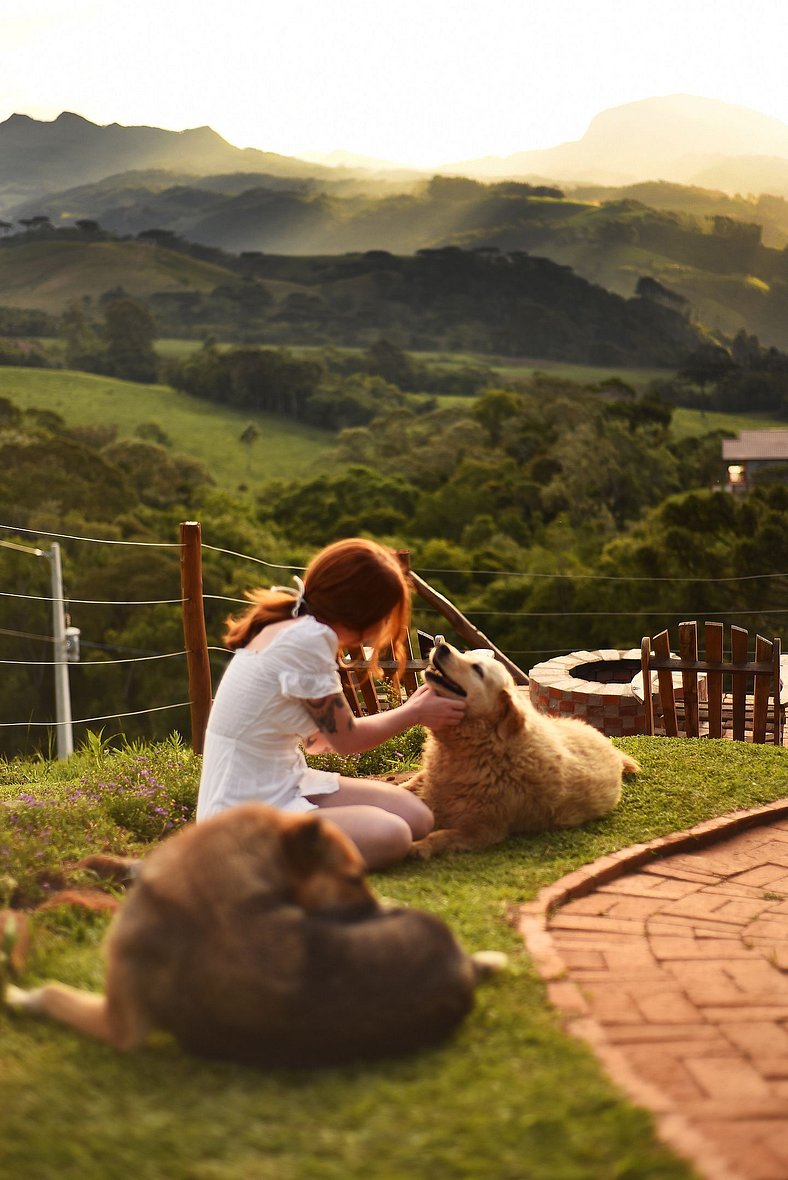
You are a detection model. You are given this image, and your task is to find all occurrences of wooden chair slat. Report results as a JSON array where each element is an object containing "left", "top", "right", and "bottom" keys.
[
  {"left": 640, "top": 636, "right": 655, "bottom": 736},
  {"left": 652, "top": 629, "right": 678, "bottom": 736},
  {"left": 774, "top": 638, "right": 783, "bottom": 743},
  {"left": 731, "top": 626, "right": 748, "bottom": 741},
  {"left": 705, "top": 621, "right": 724, "bottom": 738},
  {"left": 752, "top": 634, "right": 773, "bottom": 744},
  {"left": 342, "top": 643, "right": 380, "bottom": 715},
  {"left": 399, "top": 628, "right": 420, "bottom": 697},
  {"left": 679, "top": 621, "right": 699, "bottom": 738}
]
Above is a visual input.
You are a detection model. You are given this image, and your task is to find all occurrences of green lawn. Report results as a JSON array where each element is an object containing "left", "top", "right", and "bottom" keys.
[
  {"left": 2, "top": 735, "right": 787, "bottom": 1179},
  {"left": 0, "top": 367, "right": 335, "bottom": 492},
  {"left": 670, "top": 405, "right": 788, "bottom": 440}
]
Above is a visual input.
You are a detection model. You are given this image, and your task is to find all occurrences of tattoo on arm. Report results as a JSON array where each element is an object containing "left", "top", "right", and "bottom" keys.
[{"left": 305, "top": 694, "right": 351, "bottom": 736}]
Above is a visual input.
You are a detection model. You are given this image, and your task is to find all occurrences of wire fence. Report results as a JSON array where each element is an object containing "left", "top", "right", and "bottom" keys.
[{"left": 0, "top": 520, "right": 785, "bottom": 751}]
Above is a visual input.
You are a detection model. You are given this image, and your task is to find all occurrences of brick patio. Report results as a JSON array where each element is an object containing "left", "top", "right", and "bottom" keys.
[{"left": 518, "top": 801, "right": 788, "bottom": 1180}]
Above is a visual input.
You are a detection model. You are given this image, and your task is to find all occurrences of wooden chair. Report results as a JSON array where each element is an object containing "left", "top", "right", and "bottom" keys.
[
  {"left": 640, "top": 621, "right": 784, "bottom": 744},
  {"left": 339, "top": 630, "right": 434, "bottom": 717}
]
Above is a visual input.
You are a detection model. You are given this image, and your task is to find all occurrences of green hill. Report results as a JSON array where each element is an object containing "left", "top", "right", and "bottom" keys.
[
  {"left": 7, "top": 175, "right": 788, "bottom": 349},
  {"left": 0, "top": 367, "right": 334, "bottom": 491},
  {"left": 0, "top": 239, "right": 237, "bottom": 313},
  {"left": 0, "top": 235, "right": 705, "bottom": 365}
]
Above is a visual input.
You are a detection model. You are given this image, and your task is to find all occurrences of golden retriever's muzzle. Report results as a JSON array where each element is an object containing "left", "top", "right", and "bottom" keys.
[{"left": 425, "top": 643, "right": 468, "bottom": 698}]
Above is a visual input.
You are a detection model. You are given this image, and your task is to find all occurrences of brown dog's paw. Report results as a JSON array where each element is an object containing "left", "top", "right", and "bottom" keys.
[
  {"left": 0, "top": 910, "right": 30, "bottom": 977},
  {"left": 5, "top": 983, "right": 39, "bottom": 1012}
]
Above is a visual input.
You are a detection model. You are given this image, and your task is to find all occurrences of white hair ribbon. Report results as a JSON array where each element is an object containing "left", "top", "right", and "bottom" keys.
[{"left": 271, "top": 575, "right": 306, "bottom": 618}]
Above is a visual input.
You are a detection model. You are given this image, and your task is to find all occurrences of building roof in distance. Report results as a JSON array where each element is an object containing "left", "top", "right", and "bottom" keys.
[{"left": 722, "top": 430, "right": 788, "bottom": 461}]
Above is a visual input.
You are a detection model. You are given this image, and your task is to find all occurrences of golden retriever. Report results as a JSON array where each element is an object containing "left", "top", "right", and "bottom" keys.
[
  {"left": 406, "top": 641, "right": 639, "bottom": 858},
  {"left": 6, "top": 803, "right": 504, "bottom": 1066}
]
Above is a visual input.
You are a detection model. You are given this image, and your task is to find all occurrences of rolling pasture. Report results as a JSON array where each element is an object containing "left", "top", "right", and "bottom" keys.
[
  {"left": 0, "top": 240, "right": 234, "bottom": 313},
  {"left": 0, "top": 367, "right": 335, "bottom": 492}
]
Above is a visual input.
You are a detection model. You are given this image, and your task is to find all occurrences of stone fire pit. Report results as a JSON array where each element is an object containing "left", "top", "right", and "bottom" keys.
[{"left": 528, "top": 648, "right": 646, "bottom": 738}]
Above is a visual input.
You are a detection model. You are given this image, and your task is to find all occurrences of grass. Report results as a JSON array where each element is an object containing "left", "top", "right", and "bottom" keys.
[
  {"left": 0, "top": 367, "right": 335, "bottom": 490},
  {"left": 1, "top": 733, "right": 787, "bottom": 1179},
  {"left": 669, "top": 405, "right": 788, "bottom": 440},
  {"left": 0, "top": 241, "right": 235, "bottom": 313}
]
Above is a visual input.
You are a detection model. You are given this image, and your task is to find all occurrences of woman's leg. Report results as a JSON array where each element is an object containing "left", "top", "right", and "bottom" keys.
[
  {"left": 314, "top": 777, "right": 433, "bottom": 838},
  {"left": 307, "top": 777, "right": 434, "bottom": 870}
]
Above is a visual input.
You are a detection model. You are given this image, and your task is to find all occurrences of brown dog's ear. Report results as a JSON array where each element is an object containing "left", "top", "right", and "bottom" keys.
[
  {"left": 280, "top": 815, "right": 331, "bottom": 874},
  {"left": 494, "top": 689, "right": 524, "bottom": 741}
]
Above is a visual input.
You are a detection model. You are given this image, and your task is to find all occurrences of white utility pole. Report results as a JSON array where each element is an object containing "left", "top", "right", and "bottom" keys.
[{"left": 48, "top": 542, "right": 74, "bottom": 759}]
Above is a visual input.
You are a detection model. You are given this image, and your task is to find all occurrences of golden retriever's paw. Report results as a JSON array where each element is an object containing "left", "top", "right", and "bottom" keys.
[{"left": 407, "top": 839, "right": 435, "bottom": 861}]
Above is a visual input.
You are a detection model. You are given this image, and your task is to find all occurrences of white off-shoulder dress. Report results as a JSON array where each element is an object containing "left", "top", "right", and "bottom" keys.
[{"left": 196, "top": 616, "right": 343, "bottom": 821}]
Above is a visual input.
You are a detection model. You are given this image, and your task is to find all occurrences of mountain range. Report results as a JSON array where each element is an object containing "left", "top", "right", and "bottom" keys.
[
  {"left": 5, "top": 96, "right": 788, "bottom": 351},
  {"left": 0, "top": 110, "right": 337, "bottom": 209},
  {"left": 5, "top": 95, "right": 788, "bottom": 210},
  {"left": 446, "top": 95, "right": 788, "bottom": 189}
]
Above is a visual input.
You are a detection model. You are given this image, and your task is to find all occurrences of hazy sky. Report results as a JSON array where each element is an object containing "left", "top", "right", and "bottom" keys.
[{"left": 4, "top": 0, "right": 788, "bottom": 167}]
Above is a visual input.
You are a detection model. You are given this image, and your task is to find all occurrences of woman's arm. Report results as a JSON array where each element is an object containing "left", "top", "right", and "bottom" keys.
[{"left": 302, "top": 684, "right": 464, "bottom": 757}]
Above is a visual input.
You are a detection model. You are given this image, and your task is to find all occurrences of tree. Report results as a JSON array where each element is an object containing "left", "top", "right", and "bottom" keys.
[
  {"left": 61, "top": 300, "right": 105, "bottom": 372},
  {"left": 239, "top": 423, "right": 259, "bottom": 474},
  {"left": 103, "top": 299, "right": 158, "bottom": 383}
]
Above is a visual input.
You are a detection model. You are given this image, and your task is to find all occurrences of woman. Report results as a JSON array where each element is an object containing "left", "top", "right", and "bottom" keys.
[{"left": 196, "top": 538, "right": 465, "bottom": 868}]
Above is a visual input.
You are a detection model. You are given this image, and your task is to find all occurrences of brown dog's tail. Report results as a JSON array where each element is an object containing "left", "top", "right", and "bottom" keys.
[
  {"left": 470, "top": 950, "right": 509, "bottom": 982},
  {"left": 620, "top": 753, "right": 641, "bottom": 775}
]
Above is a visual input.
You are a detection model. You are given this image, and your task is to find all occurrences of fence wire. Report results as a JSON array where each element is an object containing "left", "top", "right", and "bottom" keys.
[{"left": 0, "top": 520, "right": 784, "bottom": 744}]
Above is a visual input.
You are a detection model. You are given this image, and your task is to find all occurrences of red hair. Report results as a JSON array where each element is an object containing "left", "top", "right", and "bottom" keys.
[{"left": 224, "top": 539, "right": 411, "bottom": 677}]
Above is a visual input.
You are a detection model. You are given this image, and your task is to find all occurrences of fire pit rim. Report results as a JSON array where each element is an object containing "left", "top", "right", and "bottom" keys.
[{"left": 529, "top": 647, "right": 644, "bottom": 696}]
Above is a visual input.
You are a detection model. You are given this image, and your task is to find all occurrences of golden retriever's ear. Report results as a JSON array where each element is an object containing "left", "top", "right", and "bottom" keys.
[{"left": 494, "top": 689, "right": 524, "bottom": 740}]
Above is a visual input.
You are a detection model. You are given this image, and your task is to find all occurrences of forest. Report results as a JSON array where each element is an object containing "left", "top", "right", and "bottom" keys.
[
  {"left": 0, "top": 188, "right": 787, "bottom": 757},
  {"left": 0, "top": 353, "right": 786, "bottom": 758}
]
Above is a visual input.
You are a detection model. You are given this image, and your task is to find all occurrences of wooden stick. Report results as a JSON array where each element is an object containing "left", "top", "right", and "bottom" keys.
[
  {"left": 179, "top": 521, "right": 213, "bottom": 754},
  {"left": 408, "top": 568, "right": 529, "bottom": 686}
]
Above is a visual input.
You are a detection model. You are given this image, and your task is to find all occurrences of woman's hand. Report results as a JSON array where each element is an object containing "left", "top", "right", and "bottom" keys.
[{"left": 406, "top": 683, "right": 466, "bottom": 731}]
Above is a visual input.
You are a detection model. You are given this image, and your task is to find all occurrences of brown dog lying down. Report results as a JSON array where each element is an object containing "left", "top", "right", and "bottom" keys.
[
  {"left": 406, "top": 641, "right": 640, "bottom": 860},
  {"left": 6, "top": 803, "right": 504, "bottom": 1067}
]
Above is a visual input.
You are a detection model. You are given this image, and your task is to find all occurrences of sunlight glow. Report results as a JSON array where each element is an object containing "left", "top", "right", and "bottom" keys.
[{"left": 3, "top": 0, "right": 788, "bottom": 167}]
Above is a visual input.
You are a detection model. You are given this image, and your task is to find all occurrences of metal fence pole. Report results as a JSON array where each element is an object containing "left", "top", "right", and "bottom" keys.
[{"left": 49, "top": 542, "right": 74, "bottom": 759}]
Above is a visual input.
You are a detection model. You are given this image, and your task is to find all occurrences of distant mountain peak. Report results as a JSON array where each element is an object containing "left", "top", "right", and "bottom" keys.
[
  {"left": 0, "top": 111, "right": 336, "bottom": 203},
  {"left": 54, "top": 111, "right": 93, "bottom": 124},
  {"left": 440, "top": 94, "right": 788, "bottom": 191}
]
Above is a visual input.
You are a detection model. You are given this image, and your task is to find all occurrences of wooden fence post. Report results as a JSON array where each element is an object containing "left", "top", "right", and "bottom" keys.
[{"left": 179, "top": 520, "right": 212, "bottom": 754}]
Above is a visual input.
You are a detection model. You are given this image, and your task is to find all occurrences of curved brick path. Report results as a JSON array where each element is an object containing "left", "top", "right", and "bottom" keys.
[{"left": 517, "top": 800, "right": 788, "bottom": 1180}]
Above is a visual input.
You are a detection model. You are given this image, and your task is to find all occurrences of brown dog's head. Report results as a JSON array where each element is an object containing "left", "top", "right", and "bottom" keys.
[
  {"left": 136, "top": 804, "right": 377, "bottom": 918},
  {"left": 425, "top": 641, "right": 523, "bottom": 739},
  {"left": 280, "top": 814, "right": 377, "bottom": 916}
]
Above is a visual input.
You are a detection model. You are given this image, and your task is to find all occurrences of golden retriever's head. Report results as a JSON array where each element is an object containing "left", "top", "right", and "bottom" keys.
[
  {"left": 281, "top": 814, "right": 378, "bottom": 916},
  {"left": 425, "top": 641, "right": 523, "bottom": 738}
]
